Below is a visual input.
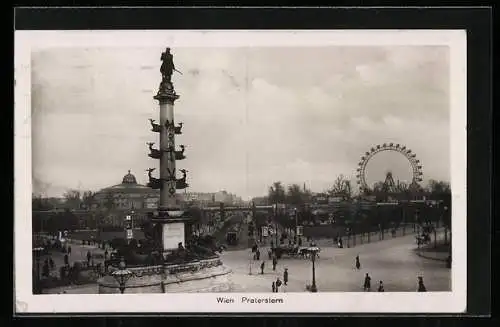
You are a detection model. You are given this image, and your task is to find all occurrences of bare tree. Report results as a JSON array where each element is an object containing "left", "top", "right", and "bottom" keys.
[
  {"left": 286, "top": 184, "right": 304, "bottom": 205},
  {"left": 63, "top": 189, "right": 81, "bottom": 209},
  {"left": 81, "top": 191, "right": 95, "bottom": 210},
  {"left": 268, "top": 181, "right": 286, "bottom": 204},
  {"left": 328, "top": 174, "right": 352, "bottom": 199}
]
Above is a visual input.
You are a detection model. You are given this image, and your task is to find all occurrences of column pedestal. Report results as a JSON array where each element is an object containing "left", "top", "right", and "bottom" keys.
[{"left": 151, "top": 210, "right": 192, "bottom": 253}]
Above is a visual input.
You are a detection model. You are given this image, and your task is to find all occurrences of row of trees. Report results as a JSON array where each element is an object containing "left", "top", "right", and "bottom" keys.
[
  {"left": 255, "top": 177, "right": 451, "bottom": 229},
  {"left": 263, "top": 177, "right": 451, "bottom": 206},
  {"left": 32, "top": 190, "right": 97, "bottom": 211}
]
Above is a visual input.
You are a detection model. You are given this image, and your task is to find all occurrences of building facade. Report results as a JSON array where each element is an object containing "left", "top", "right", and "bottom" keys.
[{"left": 90, "top": 171, "right": 243, "bottom": 226}]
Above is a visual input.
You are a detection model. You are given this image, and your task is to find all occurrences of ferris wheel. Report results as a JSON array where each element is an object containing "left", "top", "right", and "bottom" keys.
[{"left": 356, "top": 143, "right": 423, "bottom": 194}]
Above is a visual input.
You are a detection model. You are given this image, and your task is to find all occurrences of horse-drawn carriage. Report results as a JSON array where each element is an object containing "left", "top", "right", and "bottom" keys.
[
  {"left": 415, "top": 233, "right": 431, "bottom": 245},
  {"left": 272, "top": 245, "right": 320, "bottom": 260}
]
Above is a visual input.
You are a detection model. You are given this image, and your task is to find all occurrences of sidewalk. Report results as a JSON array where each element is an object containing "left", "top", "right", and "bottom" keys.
[{"left": 40, "top": 242, "right": 107, "bottom": 278}]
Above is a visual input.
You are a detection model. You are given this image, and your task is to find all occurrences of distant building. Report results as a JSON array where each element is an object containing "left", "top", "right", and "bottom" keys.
[
  {"left": 91, "top": 170, "right": 159, "bottom": 226},
  {"left": 180, "top": 190, "right": 243, "bottom": 207}
]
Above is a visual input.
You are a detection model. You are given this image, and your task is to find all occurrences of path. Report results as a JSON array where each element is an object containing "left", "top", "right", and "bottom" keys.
[{"left": 221, "top": 232, "right": 451, "bottom": 292}]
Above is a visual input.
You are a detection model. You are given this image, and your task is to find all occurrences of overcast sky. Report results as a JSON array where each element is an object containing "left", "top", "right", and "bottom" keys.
[{"left": 31, "top": 46, "right": 450, "bottom": 199}]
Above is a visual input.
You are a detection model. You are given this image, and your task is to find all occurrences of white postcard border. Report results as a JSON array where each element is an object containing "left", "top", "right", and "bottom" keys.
[{"left": 14, "top": 30, "right": 467, "bottom": 313}]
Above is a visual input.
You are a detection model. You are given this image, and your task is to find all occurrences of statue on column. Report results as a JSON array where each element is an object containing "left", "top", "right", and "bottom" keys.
[
  {"left": 147, "top": 142, "right": 161, "bottom": 159},
  {"left": 175, "top": 145, "right": 186, "bottom": 160},
  {"left": 149, "top": 118, "right": 161, "bottom": 132},
  {"left": 159, "top": 47, "right": 181, "bottom": 93},
  {"left": 161, "top": 48, "right": 175, "bottom": 82},
  {"left": 146, "top": 168, "right": 162, "bottom": 189},
  {"left": 176, "top": 169, "right": 189, "bottom": 189},
  {"left": 174, "top": 122, "right": 183, "bottom": 134}
]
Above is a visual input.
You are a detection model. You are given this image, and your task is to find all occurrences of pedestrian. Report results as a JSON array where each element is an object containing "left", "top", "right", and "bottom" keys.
[
  {"left": 86, "top": 250, "right": 91, "bottom": 265},
  {"left": 272, "top": 281, "right": 276, "bottom": 293},
  {"left": 363, "top": 273, "right": 371, "bottom": 292},
  {"left": 283, "top": 268, "right": 288, "bottom": 286},
  {"left": 355, "top": 255, "right": 361, "bottom": 270},
  {"left": 417, "top": 276, "right": 427, "bottom": 292},
  {"left": 64, "top": 253, "right": 69, "bottom": 266},
  {"left": 271, "top": 256, "right": 277, "bottom": 271},
  {"left": 298, "top": 237, "right": 302, "bottom": 247},
  {"left": 338, "top": 238, "right": 343, "bottom": 248},
  {"left": 260, "top": 261, "right": 265, "bottom": 274},
  {"left": 268, "top": 249, "right": 272, "bottom": 260},
  {"left": 256, "top": 249, "right": 261, "bottom": 261},
  {"left": 377, "top": 281, "right": 385, "bottom": 292},
  {"left": 68, "top": 245, "right": 72, "bottom": 256},
  {"left": 275, "top": 277, "right": 282, "bottom": 292}
]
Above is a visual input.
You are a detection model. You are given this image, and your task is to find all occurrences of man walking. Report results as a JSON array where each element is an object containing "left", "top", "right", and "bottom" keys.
[
  {"left": 417, "top": 276, "right": 427, "bottom": 292},
  {"left": 283, "top": 268, "right": 289, "bottom": 286},
  {"left": 355, "top": 255, "right": 361, "bottom": 270},
  {"left": 272, "top": 255, "right": 277, "bottom": 271},
  {"left": 377, "top": 280, "right": 385, "bottom": 292},
  {"left": 260, "top": 261, "right": 265, "bottom": 274},
  {"left": 363, "top": 273, "right": 371, "bottom": 292},
  {"left": 275, "top": 277, "right": 282, "bottom": 292}
]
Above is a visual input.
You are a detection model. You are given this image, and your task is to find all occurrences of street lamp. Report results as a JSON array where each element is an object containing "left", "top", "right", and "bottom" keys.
[
  {"left": 443, "top": 206, "right": 449, "bottom": 244},
  {"left": 32, "top": 247, "right": 44, "bottom": 294},
  {"left": 309, "top": 246, "right": 319, "bottom": 293},
  {"left": 248, "top": 249, "right": 253, "bottom": 275},
  {"left": 111, "top": 258, "right": 133, "bottom": 294}
]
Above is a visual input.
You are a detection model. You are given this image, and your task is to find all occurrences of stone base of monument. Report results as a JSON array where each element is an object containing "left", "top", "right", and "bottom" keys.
[
  {"left": 98, "top": 265, "right": 164, "bottom": 294},
  {"left": 163, "top": 258, "right": 233, "bottom": 293},
  {"left": 98, "top": 258, "right": 234, "bottom": 294}
]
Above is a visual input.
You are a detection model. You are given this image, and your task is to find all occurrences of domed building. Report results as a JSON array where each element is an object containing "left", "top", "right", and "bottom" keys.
[{"left": 91, "top": 170, "right": 160, "bottom": 227}]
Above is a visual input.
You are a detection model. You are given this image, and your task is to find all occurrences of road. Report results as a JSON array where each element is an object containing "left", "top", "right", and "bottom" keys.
[
  {"left": 221, "top": 232, "right": 451, "bottom": 292},
  {"left": 39, "top": 241, "right": 107, "bottom": 278},
  {"left": 42, "top": 230, "right": 450, "bottom": 293}
]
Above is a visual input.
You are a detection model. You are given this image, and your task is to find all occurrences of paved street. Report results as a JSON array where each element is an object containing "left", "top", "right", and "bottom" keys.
[
  {"left": 39, "top": 240, "right": 107, "bottom": 278},
  {"left": 42, "top": 232, "right": 450, "bottom": 294},
  {"left": 221, "top": 232, "right": 451, "bottom": 292}
]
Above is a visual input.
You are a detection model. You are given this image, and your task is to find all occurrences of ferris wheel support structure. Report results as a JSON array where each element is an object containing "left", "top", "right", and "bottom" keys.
[{"left": 355, "top": 143, "right": 423, "bottom": 195}]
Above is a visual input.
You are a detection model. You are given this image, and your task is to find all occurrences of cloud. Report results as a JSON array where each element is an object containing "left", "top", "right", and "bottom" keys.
[{"left": 31, "top": 46, "right": 450, "bottom": 198}]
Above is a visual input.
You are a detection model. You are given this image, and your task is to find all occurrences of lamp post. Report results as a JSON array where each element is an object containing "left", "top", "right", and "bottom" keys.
[
  {"left": 309, "top": 246, "right": 319, "bottom": 292},
  {"left": 294, "top": 208, "right": 298, "bottom": 242},
  {"left": 32, "top": 247, "right": 44, "bottom": 294},
  {"left": 248, "top": 249, "right": 253, "bottom": 275},
  {"left": 111, "top": 258, "right": 133, "bottom": 294},
  {"left": 430, "top": 204, "right": 438, "bottom": 249}
]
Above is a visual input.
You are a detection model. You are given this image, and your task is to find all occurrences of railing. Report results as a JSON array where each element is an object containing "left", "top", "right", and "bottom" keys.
[{"left": 164, "top": 257, "right": 223, "bottom": 275}]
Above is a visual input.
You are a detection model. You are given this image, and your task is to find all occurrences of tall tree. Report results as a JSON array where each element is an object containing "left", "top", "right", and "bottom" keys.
[
  {"left": 286, "top": 184, "right": 304, "bottom": 205},
  {"left": 32, "top": 194, "right": 53, "bottom": 211},
  {"left": 268, "top": 181, "right": 286, "bottom": 204},
  {"left": 81, "top": 191, "right": 95, "bottom": 210},
  {"left": 372, "top": 181, "right": 387, "bottom": 202},
  {"left": 426, "top": 180, "right": 451, "bottom": 195},
  {"left": 63, "top": 189, "right": 81, "bottom": 209},
  {"left": 328, "top": 174, "right": 352, "bottom": 199}
]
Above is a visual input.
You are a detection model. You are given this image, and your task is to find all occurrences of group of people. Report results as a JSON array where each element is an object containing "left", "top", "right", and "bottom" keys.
[
  {"left": 356, "top": 254, "right": 427, "bottom": 292},
  {"left": 270, "top": 268, "right": 288, "bottom": 292}
]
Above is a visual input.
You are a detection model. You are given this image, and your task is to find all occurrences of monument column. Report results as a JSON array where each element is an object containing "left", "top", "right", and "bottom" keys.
[
  {"left": 156, "top": 82, "right": 179, "bottom": 210},
  {"left": 147, "top": 47, "right": 191, "bottom": 253}
]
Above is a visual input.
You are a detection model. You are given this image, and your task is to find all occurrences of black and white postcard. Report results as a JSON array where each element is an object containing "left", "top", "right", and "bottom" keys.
[{"left": 15, "top": 30, "right": 467, "bottom": 313}]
